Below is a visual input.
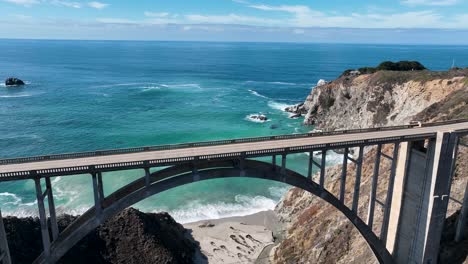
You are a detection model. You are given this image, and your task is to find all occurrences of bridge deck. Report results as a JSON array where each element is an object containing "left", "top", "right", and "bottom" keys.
[{"left": 1, "top": 122, "right": 467, "bottom": 176}]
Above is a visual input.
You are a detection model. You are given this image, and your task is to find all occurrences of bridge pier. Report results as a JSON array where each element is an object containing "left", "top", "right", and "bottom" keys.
[
  {"left": 340, "top": 148, "right": 348, "bottom": 203},
  {"left": 0, "top": 209, "right": 11, "bottom": 264},
  {"left": 35, "top": 178, "right": 51, "bottom": 262},
  {"left": 386, "top": 132, "right": 460, "bottom": 264},
  {"left": 367, "top": 144, "right": 382, "bottom": 229}
]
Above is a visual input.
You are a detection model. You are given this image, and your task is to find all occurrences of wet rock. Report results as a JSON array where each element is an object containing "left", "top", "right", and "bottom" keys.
[
  {"left": 5, "top": 78, "right": 25, "bottom": 86},
  {"left": 251, "top": 115, "right": 268, "bottom": 121}
]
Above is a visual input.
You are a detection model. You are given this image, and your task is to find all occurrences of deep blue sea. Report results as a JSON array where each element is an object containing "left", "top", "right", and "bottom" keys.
[{"left": 1, "top": 40, "right": 467, "bottom": 222}]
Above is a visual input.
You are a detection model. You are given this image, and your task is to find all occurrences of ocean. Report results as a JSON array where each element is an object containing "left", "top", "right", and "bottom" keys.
[{"left": 1, "top": 40, "right": 467, "bottom": 223}]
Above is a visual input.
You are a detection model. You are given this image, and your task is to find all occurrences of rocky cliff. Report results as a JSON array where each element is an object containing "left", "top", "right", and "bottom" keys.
[
  {"left": 287, "top": 68, "right": 468, "bottom": 129},
  {"left": 4, "top": 208, "right": 200, "bottom": 264},
  {"left": 274, "top": 66, "right": 468, "bottom": 263}
]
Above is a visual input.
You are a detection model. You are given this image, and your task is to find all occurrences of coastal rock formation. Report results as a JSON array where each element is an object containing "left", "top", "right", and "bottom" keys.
[
  {"left": 5, "top": 77, "right": 25, "bottom": 86},
  {"left": 286, "top": 68, "right": 468, "bottom": 129},
  {"left": 4, "top": 208, "right": 198, "bottom": 264},
  {"left": 273, "top": 67, "right": 468, "bottom": 264}
]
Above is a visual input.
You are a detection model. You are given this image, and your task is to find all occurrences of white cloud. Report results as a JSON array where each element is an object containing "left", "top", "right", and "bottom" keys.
[
  {"left": 50, "top": 0, "right": 81, "bottom": 8},
  {"left": 96, "top": 18, "right": 137, "bottom": 25},
  {"left": 144, "top": 12, "right": 170, "bottom": 18},
  {"left": 401, "top": 0, "right": 459, "bottom": 6},
  {"left": 1, "top": 0, "right": 39, "bottom": 7},
  {"left": 246, "top": 3, "right": 468, "bottom": 28},
  {"left": 87, "top": 1, "right": 108, "bottom": 9},
  {"left": 185, "top": 13, "right": 279, "bottom": 25}
]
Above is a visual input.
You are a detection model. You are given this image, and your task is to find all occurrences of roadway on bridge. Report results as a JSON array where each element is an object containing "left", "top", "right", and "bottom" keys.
[{"left": 1, "top": 122, "right": 467, "bottom": 175}]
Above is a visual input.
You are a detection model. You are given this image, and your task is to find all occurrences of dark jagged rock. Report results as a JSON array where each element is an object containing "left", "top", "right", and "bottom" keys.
[
  {"left": 250, "top": 115, "right": 268, "bottom": 121},
  {"left": 4, "top": 208, "right": 199, "bottom": 264},
  {"left": 5, "top": 77, "right": 25, "bottom": 86}
]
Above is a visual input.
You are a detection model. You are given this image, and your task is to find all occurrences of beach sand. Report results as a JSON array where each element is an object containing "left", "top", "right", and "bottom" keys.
[{"left": 184, "top": 210, "right": 282, "bottom": 264}]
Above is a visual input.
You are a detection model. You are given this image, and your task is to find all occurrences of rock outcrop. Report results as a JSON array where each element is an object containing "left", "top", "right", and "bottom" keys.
[
  {"left": 5, "top": 77, "right": 25, "bottom": 86},
  {"left": 4, "top": 208, "right": 199, "bottom": 264},
  {"left": 286, "top": 68, "right": 468, "bottom": 130},
  {"left": 273, "top": 67, "right": 468, "bottom": 264}
]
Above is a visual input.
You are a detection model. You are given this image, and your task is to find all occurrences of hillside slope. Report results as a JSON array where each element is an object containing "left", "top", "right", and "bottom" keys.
[{"left": 274, "top": 68, "right": 468, "bottom": 264}]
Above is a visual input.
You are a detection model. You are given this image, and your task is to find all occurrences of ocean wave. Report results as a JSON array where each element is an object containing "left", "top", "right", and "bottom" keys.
[
  {"left": 268, "top": 186, "right": 291, "bottom": 199},
  {"left": 0, "top": 192, "right": 36, "bottom": 207},
  {"left": 248, "top": 89, "right": 269, "bottom": 99},
  {"left": 0, "top": 93, "right": 33, "bottom": 98},
  {"left": 154, "top": 195, "right": 278, "bottom": 224},
  {"left": 244, "top": 80, "right": 299, "bottom": 86},
  {"left": 245, "top": 114, "right": 270, "bottom": 123},
  {"left": 304, "top": 150, "right": 344, "bottom": 165},
  {"left": 267, "top": 101, "right": 289, "bottom": 112}
]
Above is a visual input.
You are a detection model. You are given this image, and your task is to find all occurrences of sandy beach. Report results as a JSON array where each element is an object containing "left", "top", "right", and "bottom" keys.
[{"left": 184, "top": 210, "right": 283, "bottom": 264}]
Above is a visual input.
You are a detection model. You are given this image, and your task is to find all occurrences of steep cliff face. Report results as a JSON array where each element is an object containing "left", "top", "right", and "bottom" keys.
[
  {"left": 273, "top": 68, "right": 468, "bottom": 264},
  {"left": 289, "top": 69, "right": 468, "bottom": 130}
]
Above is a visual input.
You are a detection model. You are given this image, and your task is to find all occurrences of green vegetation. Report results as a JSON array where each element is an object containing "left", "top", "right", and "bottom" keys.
[{"left": 341, "top": 61, "right": 426, "bottom": 77}]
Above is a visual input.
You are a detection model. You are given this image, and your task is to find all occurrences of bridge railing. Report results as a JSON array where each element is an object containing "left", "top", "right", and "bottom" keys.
[{"left": 0, "top": 119, "right": 466, "bottom": 166}]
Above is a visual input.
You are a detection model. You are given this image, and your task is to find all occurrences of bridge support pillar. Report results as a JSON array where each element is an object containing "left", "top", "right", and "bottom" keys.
[
  {"left": 0, "top": 210, "right": 11, "bottom": 264},
  {"left": 386, "top": 132, "right": 460, "bottom": 264},
  {"left": 35, "top": 178, "right": 51, "bottom": 262}
]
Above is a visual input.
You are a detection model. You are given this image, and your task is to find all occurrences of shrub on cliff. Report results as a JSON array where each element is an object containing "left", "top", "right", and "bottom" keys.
[
  {"left": 377, "top": 61, "right": 426, "bottom": 71},
  {"left": 341, "top": 61, "right": 426, "bottom": 77}
]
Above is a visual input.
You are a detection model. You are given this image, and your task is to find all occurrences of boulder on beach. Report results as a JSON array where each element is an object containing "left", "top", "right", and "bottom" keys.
[{"left": 5, "top": 78, "right": 25, "bottom": 86}]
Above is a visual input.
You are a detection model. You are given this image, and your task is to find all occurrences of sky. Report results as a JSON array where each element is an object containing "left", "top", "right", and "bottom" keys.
[{"left": 1, "top": 0, "right": 468, "bottom": 44}]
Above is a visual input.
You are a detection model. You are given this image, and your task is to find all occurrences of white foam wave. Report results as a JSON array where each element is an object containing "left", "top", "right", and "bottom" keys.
[
  {"left": 268, "top": 186, "right": 291, "bottom": 199},
  {"left": 156, "top": 195, "right": 278, "bottom": 224},
  {"left": 248, "top": 89, "right": 269, "bottom": 99},
  {"left": 317, "top": 79, "right": 327, "bottom": 86},
  {"left": 0, "top": 93, "right": 33, "bottom": 98},
  {"left": 268, "top": 101, "right": 289, "bottom": 112},
  {"left": 160, "top": 83, "right": 201, "bottom": 89},
  {"left": 245, "top": 114, "right": 270, "bottom": 123},
  {"left": 245, "top": 80, "right": 298, "bottom": 86},
  {"left": 0, "top": 192, "right": 36, "bottom": 207}
]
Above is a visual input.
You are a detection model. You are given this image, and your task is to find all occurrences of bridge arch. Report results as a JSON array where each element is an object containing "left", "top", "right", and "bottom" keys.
[{"left": 34, "top": 159, "right": 393, "bottom": 264}]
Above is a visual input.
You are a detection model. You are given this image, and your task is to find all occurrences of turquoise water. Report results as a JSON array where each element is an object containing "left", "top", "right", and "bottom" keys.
[{"left": 1, "top": 40, "right": 467, "bottom": 222}]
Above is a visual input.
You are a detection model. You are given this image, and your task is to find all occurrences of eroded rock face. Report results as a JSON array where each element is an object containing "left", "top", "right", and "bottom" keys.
[
  {"left": 299, "top": 69, "right": 468, "bottom": 130},
  {"left": 4, "top": 208, "right": 198, "bottom": 264},
  {"left": 5, "top": 78, "right": 25, "bottom": 86},
  {"left": 271, "top": 68, "right": 468, "bottom": 264}
]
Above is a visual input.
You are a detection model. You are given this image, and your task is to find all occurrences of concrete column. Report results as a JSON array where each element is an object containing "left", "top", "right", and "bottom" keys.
[
  {"left": 307, "top": 151, "right": 313, "bottom": 180},
  {"left": 35, "top": 178, "right": 51, "bottom": 261},
  {"left": 144, "top": 167, "right": 151, "bottom": 188},
  {"left": 0, "top": 209, "right": 11, "bottom": 264},
  {"left": 45, "top": 177, "right": 59, "bottom": 241},
  {"left": 320, "top": 150, "right": 326, "bottom": 188},
  {"left": 340, "top": 148, "right": 348, "bottom": 203},
  {"left": 423, "top": 132, "right": 459, "bottom": 263},
  {"left": 385, "top": 142, "right": 409, "bottom": 253},
  {"left": 281, "top": 154, "right": 286, "bottom": 174},
  {"left": 91, "top": 173, "right": 102, "bottom": 219},
  {"left": 367, "top": 144, "right": 382, "bottom": 229},
  {"left": 380, "top": 142, "right": 401, "bottom": 245},
  {"left": 352, "top": 146, "right": 364, "bottom": 213}
]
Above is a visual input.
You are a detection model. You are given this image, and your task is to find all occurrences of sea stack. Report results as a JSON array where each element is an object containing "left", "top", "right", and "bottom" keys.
[{"left": 5, "top": 78, "right": 25, "bottom": 86}]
